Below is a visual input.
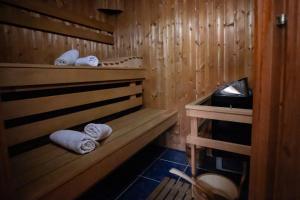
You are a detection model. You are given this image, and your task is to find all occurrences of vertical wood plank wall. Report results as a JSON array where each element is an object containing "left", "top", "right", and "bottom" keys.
[
  {"left": 113, "top": 0, "right": 254, "bottom": 150},
  {"left": 0, "top": 0, "right": 115, "bottom": 63},
  {"left": 0, "top": 0, "right": 254, "bottom": 150},
  {"left": 251, "top": 0, "right": 300, "bottom": 199}
]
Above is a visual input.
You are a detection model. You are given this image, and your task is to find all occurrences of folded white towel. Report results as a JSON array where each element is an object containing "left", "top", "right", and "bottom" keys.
[
  {"left": 49, "top": 130, "right": 98, "bottom": 154},
  {"left": 75, "top": 56, "right": 99, "bottom": 67},
  {"left": 84, "top": 123, "right": 112, "bottom": 141},
  {"left": 54, "top": 49, "right": 79, "bottom": 66}
]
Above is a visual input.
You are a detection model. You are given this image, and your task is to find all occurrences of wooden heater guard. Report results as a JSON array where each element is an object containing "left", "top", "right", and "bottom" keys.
[{"left": 185, "top": 92, "right": 252, "bottom": 177}]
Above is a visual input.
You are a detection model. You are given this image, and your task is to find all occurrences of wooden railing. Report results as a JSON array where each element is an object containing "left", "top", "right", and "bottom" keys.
[{"left": 185, "top": 93, "right": 252, "bottom": 176}]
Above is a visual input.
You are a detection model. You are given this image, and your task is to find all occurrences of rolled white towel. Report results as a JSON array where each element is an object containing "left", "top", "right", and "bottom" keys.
[
  {"left": 49, "top": 130, "right": 99, "bottom": 154},
  {"left": 54, "top": 49, "right": 79, "bottom": 66},
  {"left": 75, "top": 56, "right": 99, "bottom": 67},
  {"left": 84, "top": 123, "right": 112, "bottom": 141}
]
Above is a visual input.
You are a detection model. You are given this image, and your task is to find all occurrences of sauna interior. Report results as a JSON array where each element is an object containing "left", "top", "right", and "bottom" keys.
[{"left": 0, "top": 0, "right": 299, "bottom": 200}]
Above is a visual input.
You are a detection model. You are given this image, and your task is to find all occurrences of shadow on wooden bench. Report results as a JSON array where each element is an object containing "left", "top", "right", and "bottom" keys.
[{"left": 0, "top": 63, "right": 177, "bottom": 200}]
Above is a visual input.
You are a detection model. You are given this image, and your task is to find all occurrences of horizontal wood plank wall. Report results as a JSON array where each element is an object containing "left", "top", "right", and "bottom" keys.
[
  {"left": 0, "top": 4, "right": 113, "bottom": 44},
  {"left": 0, "top": 0, "right": 117, "bottom": 64},
  {"left": 1, "top": 0, "right": 114, "bottom": 32},
  {"left": 113, "top": 0, "right": 254, "bottom": 150}
]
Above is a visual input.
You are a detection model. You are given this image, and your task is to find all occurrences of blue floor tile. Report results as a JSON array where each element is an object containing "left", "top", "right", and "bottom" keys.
[
  {"left": 160, "top": 149, "right": 188, "bottom": 165},
  {"left": 118, "top": 177, "right": 159, "bottom": 200},
  {"left": 142, "top": 159, "right": 186, "bottom": 181},
  {"left": 78, "top": 162, "right": 139, "bottom": 200}
]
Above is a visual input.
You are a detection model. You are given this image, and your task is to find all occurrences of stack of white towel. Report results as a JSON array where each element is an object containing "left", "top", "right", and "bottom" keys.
[
  {"left": 54, "top": 49, "right": 100, "bottom": 67},
  {"left": 84, "top": 123, "right": 112, "bottom": 141},
  {"left": 49, "top": 123, "right": 112, "bottom": 154}
]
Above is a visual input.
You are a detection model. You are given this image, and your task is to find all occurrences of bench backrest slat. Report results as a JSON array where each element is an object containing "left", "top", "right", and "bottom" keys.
[
  {"left": 5, "top": 97, "right": 142, "bottom": 146},
  {"left": 2, "top": 85, "right": 142, "bottom": 120},
  {"left": 0, "top": 64, "right": 145, "bottom": 87}
]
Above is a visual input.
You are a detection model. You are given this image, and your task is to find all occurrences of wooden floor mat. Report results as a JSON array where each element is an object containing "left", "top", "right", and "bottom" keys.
[{"left": 147, "top": 177, "right": 192, "bottom": 200}]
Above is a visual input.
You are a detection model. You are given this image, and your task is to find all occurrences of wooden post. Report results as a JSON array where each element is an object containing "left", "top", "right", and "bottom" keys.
[
  {"left": 129, "top": 82, "right": 137, "bottom": 99},
  {"left": 190, "top": 117, "right": 198, "bottom": 199},
  {"left": 190, "top": 117, "right": 198, "bottom": 177},
  {"left": 0, "top": 105, "right": 14, "bottom": 199}
]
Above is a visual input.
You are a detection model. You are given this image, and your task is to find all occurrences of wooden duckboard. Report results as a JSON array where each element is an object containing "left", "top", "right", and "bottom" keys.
[{"left": 147, "top": 177, "right": 192, "bottom": 200}]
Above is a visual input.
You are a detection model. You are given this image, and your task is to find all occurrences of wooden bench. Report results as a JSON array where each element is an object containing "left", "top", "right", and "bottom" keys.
[{"left": 0, "top": 63, "right": 177, "bottom": 200}]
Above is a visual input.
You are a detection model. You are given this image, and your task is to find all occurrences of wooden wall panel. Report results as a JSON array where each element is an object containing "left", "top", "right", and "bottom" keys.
[
  {"left": 250, "top": 0, "right": 300, "bottom": 199},
  {"left": 113, "top": 0, "right": 254, "bottom": 150},
  {"left": 0, "top": 0, "right": 254, "bottom": 150},
  {"left": 0, "top": 0, "right": 115, "bottom": 64}
]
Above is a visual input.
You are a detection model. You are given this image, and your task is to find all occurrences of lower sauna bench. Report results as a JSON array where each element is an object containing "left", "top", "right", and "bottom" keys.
[
  {"left": 0, "top": 63, "right": 177, "bottom": 200},
  {"left": 11, "top": 108, "right": 177, "bottom": 200}
]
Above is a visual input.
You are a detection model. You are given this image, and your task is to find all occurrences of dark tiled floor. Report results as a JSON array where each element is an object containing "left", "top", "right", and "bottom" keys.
[
  {"left": 142, "top": 159, "right": 186, "bottom": 182},
  {"left": 160, "top": 149, "right": 189, "bottom": 165},
  {"left": 117, "top": 177, "right": 159, "bottom": 200},
  {"left": 78, "top": 143, "right": 248, "bottom": 200}
]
